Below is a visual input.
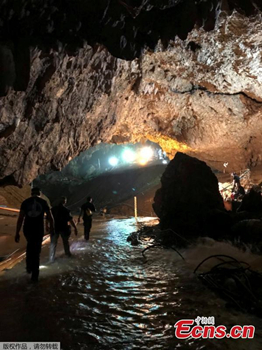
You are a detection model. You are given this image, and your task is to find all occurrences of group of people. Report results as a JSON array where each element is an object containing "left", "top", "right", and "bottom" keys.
[{"left": 15, "top": 187, "right": 95, "bottom": 282}]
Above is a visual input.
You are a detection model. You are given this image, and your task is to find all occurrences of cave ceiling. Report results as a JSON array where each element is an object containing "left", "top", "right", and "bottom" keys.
[{"left": 0, "top": 0, "right": 262, "bottom": 185}]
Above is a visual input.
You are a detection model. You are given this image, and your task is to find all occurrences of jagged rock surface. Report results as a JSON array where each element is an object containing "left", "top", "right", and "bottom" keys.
[
  {"left": 0, "top": 2, "right": 262, "bottom": 185},
  {"left": 152, "top": 152, "right": 225, "bottom": 235}
]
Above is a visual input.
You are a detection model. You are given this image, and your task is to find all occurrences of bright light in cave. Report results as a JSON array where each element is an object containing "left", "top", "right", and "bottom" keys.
[
  {"left": 108, "top": 156, "right": 119, "bottom": 166},
  {"left": 34, "top": 140, "right": 170, "bottom": 215},
  {"left": 122, "top": 148, "right": 136, "bottom": 163},
  {"left": 140, "top": 146, "right": 154, "bottom": 160},
  {"left": 137, "top": 146, "right": 154, "bottom": 166},
  {"left": 36, "top": 141, "right": 169, "bottom": 188},
  {"left": 138, "top": 158, "right": 148, "bottom": 166}
]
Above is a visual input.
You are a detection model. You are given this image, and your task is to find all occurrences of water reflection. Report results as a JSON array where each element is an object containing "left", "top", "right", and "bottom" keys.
[{"left": 0, "top": 218, "right": 262, "bottom": 350}]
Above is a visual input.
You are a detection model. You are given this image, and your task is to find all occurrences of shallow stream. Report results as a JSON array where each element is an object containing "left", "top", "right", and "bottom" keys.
[{"left": 0, "top": 217, "right": 261, "bottom": 349}]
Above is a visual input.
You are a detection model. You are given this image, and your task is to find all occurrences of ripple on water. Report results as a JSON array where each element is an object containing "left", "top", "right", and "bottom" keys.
[{"left": 0, "top": 218, "right": 262, "bottom": 350}]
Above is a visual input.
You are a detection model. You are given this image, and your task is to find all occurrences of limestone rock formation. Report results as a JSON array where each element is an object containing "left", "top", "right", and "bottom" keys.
[
  {"left": 0, "top": 1, "right": 262, "bottom": 185},
  {"left": 152, "top": 152, "right": 225, "bottom": 236}
]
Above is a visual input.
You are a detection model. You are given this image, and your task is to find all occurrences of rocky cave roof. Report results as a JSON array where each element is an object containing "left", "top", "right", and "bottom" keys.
[{"left": 0, "top": 0, "right": 262, "bottom": 185}]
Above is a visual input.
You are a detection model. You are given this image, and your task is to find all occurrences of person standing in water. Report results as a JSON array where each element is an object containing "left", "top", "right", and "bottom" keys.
[
  {"left": 50, "top": 196, "right": 78, "bottom": 262},
  {"left": 15, "top": 187, "right": 54, "bottom": 282},
  {"left": 78, "top": 197, "right": 96, "bottom": 241}
]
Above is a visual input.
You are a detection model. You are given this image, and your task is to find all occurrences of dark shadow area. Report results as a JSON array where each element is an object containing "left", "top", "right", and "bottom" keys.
[{"left": 0, "top": 0, "right": 261, "bottom": 71}]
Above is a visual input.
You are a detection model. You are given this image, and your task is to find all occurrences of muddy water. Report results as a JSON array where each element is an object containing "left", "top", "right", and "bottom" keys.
[{"left": 0, "top": 217, "right": 262, "bottom": 350}]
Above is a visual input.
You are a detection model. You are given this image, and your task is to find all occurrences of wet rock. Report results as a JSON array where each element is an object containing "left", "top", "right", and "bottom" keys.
[
  {"left": 127, "top": 232, "right": 140, "bottom": 246},
  {"left": 153, "top": 152, "right": 224, "bottom": 236},
  {"left": 237, "top": 188, "right": 262, "bottom": 214},
  {"left": 205, "top": 208, "right": 233, "bottom": 239},
  {"left": 233, "top": 210, "right": 254, "bottom": 223},
  {"left": 152, "top": 188, "right": 162, "bottom": 218},
  {"left": 232, "top": 219, "right": 262, "bottom": 248},
  {"left": 0, "top": 4, "right": 262, "bottom": 185}
]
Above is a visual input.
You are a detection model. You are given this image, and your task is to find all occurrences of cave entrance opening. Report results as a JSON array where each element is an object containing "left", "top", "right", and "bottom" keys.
[{"left": 34, "top": 141, "right": 169, "bottom": 217}]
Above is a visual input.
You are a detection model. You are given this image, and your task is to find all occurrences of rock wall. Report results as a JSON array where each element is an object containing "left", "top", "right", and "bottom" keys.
[
  {"left": 153, "top": 152, "right": 225, "bottom": 236},
  {"left": 0, "top": 2, "right": 262, "bottom": 185}
]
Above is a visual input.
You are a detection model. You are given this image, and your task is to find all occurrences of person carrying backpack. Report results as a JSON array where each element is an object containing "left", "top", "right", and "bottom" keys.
[
  {"left": 50, "top": 196, "right": 78, "bottom": 262},
  {"left": 15, "top": 187, "right": 54, "bottom": 282},
  {"left": 78, "top": 197, "right": 96, "bottom": 241}
]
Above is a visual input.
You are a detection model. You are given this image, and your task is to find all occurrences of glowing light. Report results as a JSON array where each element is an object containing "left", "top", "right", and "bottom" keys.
[
  {"left": 138, "top": 158, "right": 148, "bottom": 166},
  {"left": 162, "top": 160, "right": 168, "bottom": 164},
  {"left": 140, "top": 147, "right": 154, "bottom": 160},
  {"left": 146, "top": 134, "right": 191, "bottom": 158},
  {"left": 108, "top": 157, "right": 119, "bottom": 166},
  {"left": 122, "top": 149, "right": 136, "bottom": 162}
]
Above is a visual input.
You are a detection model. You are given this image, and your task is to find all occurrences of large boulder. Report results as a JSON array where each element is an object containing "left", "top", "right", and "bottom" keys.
[
  {"left": 231, "top": 219, "right": 262, "bottom": 252},
  {"left": 153, "top": 152, "right": 224, "bottom": 237},
  {"left": 237, "top": 188, "right": 262, "bottom": 215}
]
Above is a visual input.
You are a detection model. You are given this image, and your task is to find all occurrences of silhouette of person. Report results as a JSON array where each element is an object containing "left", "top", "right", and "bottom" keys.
[
  {"left": 78, "top": 197, "right": 96, "bottom": 240},
  {"left": 15, "top": 187, "right": 54, "bottom": 282},
  {"left": 49, "top": 197, "right": 78, "bottom": 262},
  {"left": 234, "top": 183, "right": 245, "bottom": 200},
  {"left": 231, "top": 172, "right": 240, "bottom": 192}
]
